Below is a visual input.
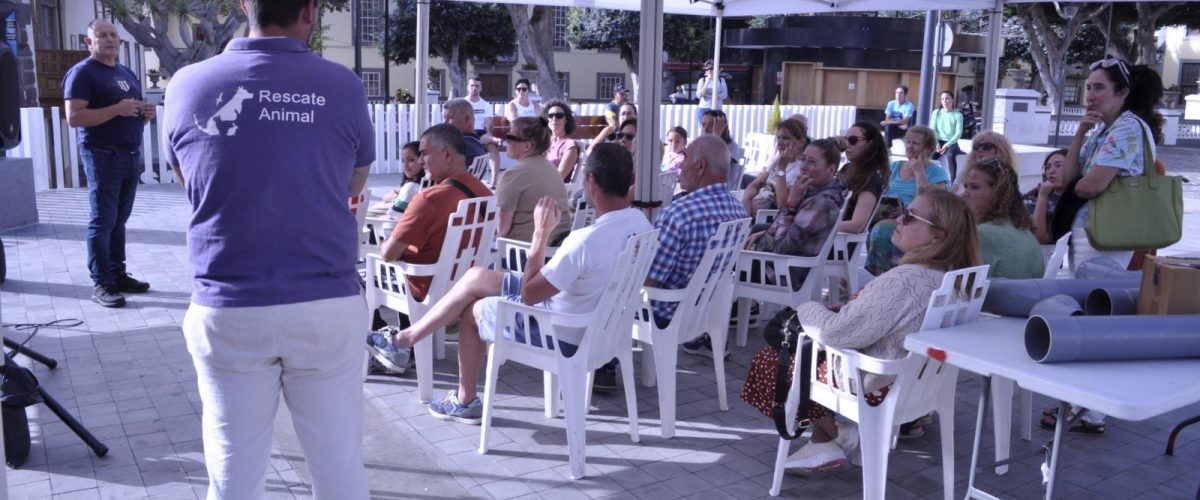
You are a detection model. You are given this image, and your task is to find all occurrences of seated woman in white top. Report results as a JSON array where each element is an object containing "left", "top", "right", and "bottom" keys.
[
  {"left": 504, "top": 78, "right": 540, "bottom": 122},
  {"left": 759, "top": 190, "right": 981, "bottom": 474}
]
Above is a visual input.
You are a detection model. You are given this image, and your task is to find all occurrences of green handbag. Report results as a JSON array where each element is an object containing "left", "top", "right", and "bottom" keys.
[{"left": 1085, "top": 123, "right": 1184, "bottom": 251}]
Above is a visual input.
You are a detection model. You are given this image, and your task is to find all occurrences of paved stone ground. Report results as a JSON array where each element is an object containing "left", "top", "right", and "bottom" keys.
[{"left": 1, "top": 163, "right": 1199, "bottom": 499}]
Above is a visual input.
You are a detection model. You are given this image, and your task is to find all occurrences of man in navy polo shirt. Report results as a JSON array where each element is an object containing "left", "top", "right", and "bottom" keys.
[
  {"left": 164, "top": 0, "right": 373, "bottom": 497},
  {"left": 64, "top": 19, "right": 156, "bottom": 308}
]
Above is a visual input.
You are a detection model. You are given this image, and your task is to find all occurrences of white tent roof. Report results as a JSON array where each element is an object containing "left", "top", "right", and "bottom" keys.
[{"left": 452, "top": 0, "right": 995, "bottom": 16}]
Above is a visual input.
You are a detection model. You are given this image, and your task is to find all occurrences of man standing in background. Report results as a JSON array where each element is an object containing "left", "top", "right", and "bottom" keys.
[{"left": 64, "top": 19, "right": 155, "bottom": 308}]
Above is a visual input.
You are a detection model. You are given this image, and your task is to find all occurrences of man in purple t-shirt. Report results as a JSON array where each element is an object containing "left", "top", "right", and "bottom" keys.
[
  {"left": 64, "top": 19, "right": 157, "bottom": 308},
  {"left": 163, "top": 1, "right": 373, "bottom": 497}
]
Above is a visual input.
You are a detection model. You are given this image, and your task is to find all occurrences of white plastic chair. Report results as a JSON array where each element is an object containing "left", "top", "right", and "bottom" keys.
[
  {"left": 824, "top": 197, "right": 882, "bottom": 301},
  {"left": 658, "top": 172, "right": 678, "bottom": 200},
  {"left": 631, "top": 218, "right": 752, "bottom": 438},
  {"left": 468, "top": 154, "right": 491, "bottom": 183},
  {"left": 364, "top": 196, "right": 498, "bottom": 403},
  {"left": 732, "top": 197, "right": 850, "bottom": 347},
  {"left": 570, "top": 198, "right": 595, "bottom": 231},
  {"left": 478, "top": 229, "right": 660, "bottom": 480},
  {"left": 1041, "top": 231, "right": 1071, "bottom": 280},
  {"left": 768, "top": 265, "right": 991, "bottom": 498},
  {"left": 741, "top": 132, "right": 777, "bottom": 175}
]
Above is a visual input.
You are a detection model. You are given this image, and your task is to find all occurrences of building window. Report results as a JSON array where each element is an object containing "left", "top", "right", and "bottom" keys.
[
  {"left": 361, "top": 69, "right": 383, "bottom": 98},
  {"left": 1181, "top": 63, "right": 1200, "bottom": 96},
  {"left": 556, "top": 72, "right": 570, "bottom": 97},
  {"left": 360, "top": 0, "right": 384, "bottom": 46},
  {"left": 1061, "top": 84, "right": 1079, "bottom": 105},
  {"left": 596, "top": 73, "right": 624, "bottom": 100},
  {"left": 552, "top": 7, "right": 569, "bottom": 51},
  {"left": 37, "top": 3, "right": 61, "bottom": 50}
]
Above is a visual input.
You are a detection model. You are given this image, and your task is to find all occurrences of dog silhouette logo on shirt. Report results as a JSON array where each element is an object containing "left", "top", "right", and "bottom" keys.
[{"left": 194, "top": 86, "right": 254, "bottom": 137}]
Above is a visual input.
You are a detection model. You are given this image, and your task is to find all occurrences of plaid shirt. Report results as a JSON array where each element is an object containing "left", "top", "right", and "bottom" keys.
[{"left": 648, "top": 182, "right": 748, "bottom": 321}]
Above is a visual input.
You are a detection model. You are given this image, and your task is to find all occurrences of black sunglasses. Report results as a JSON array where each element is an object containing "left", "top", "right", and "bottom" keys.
[
  {"left": 973, "top": 142, "right": 997, "bottom": 153},
  {"left": 505, "top": 134, "right": 529, "bottom": 143},
  {"left": 610, "top": 132, "right": 635, "bottom": 141},
  {"left": 846, "top": 135, "right": 867, "bottom": 146},
  {"left": 515, "top": 87, "right": 529, "bottom": 92},
  {"left": 546, "top": 112, "right": 566, "bottom": 119}
]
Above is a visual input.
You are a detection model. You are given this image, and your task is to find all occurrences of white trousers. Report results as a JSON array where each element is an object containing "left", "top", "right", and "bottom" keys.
[{"left": 183, "top": 295, "right": 369, "bottom": 500}]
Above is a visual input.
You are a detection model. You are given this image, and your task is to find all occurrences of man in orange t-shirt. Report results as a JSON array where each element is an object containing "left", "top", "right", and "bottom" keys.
[{"left": 370, "top": 123, "right": 492, "bottom": 372}]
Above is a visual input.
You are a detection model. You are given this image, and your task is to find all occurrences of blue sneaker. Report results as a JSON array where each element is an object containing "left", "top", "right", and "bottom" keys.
[
  {"left": 366, "top": 329, "right": 412, "bottom": 375},
  {"left": 428, "top": 390, "right": 483, "bottom": 425}
]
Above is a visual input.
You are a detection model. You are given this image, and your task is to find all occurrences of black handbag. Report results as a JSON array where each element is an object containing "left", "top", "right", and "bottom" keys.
[{"left": 763, "top": 308, "right": 814, "bottom": 440}]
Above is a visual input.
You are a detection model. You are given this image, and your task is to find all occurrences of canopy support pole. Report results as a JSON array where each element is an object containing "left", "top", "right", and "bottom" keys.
[
  {"left": 916, "top": 10, "right": 940, "bottom": 127},
  {"left": 415, "top": 0, "right": 431, "bottom": 134},
  {"left": 711, "top": 3, "right": 725, "bottom": 110},
  {"left": 982, "top": 0, "right": 1002, "bottom": 132},
  {"left": 634, "top": 0, "right": 665, "bottom": 216}
]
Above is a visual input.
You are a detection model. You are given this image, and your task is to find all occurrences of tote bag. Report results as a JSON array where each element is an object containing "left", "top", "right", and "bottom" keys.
[{"left": 1085, "top": 122, "right": 1183, "bottom": 251}]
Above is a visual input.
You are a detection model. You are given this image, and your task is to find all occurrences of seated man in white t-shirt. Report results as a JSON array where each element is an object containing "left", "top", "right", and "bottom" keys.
[{"left": 389, "top": 143, "right": 653, "bottom": 424}]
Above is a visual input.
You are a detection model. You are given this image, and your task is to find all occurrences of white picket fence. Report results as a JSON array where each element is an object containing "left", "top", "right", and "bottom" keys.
[{"left": 12, "top": 103, "right": 855, "bottom": 189}]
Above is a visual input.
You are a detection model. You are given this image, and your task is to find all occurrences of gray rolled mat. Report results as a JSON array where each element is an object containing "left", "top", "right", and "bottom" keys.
[
  {"left": 1075, "top": 257, "right": 1143, "bottom": 280},
  {"left": 1029, "top": 294, "right": 1083, "bottom": 317},
  {"left": 1084, "top": 288, "right": 1140, "bottom": 316},
  {"left": 1025, "top": 315, "right": 1200, "bottom": 363},
  {"left": 983, "top": 279, "right": 1141, "bottom": 317}
]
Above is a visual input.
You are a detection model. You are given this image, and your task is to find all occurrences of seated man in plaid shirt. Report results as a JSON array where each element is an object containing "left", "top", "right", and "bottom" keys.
[{"left": 594, "top": 135, "right": 748, "bottom": 390}]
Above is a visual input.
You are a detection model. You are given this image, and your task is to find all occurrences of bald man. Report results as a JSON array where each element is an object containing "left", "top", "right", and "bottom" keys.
[
  {"left": 594, "top": 136, "right": 749, "bottom": 388},
  {"left": 65, "top": 19, "right": 156, "bottom": 308}
]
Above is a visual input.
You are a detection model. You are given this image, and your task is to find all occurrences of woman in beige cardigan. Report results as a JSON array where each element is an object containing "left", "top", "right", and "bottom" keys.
[{"left": 785, "top": 189, "right": 980, "bottom": 473}]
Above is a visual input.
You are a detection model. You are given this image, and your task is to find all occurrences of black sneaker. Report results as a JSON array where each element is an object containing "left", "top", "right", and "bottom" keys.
[
  {"left": 729, "top": 302, "right": 760, "bottom": 327},
  {"left": 92, "top": 284, "right": 127, "bottom": 308},
  {"left": 593, "top": 364, "right": 618, "bottom": 392},
  {"left": 681, "top": 334, "right": 732, "bottom": 359},
  {"left": 114, "top": 273, "right": 150, "bottom": 293}
]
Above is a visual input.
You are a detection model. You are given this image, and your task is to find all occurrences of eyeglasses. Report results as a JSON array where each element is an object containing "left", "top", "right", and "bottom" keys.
[
  {"left": 611, "top": 132, "right": 636, "bottom": 142},
  {"left": 546, "top": 112, "right": 566, "bottom": 120},
  {"left": 515, "top": 87, "right": 529, "bottom": 92},
  {"left": 1090, "top": 58, "right": 1130, "bottom": 85},
  {"left": 505, "top": 134, "right": 529, "bottom": 143},
  {"left": 898, "top": 206, "right": 937, "bottom": 228},
  {"left": 845, "top": 135, "right": 867, "bottom": 146},
  {"left": 973, "top": 142, "right": 996, "bottom": 153}
]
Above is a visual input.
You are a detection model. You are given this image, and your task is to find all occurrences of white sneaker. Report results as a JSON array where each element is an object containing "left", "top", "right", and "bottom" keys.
[
  {"left": 833, "top": 421, "right": 861, "bottom": 466},
  {"left": 784, "top": 440, "right": 848, "bottom": 475}
]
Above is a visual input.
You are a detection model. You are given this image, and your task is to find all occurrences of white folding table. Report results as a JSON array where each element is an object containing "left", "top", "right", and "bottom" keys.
[{"left": 904, "top": 317, "right": 1200, "bottom": 500}]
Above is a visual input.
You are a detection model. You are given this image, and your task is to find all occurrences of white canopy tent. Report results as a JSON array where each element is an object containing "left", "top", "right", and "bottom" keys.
[{"left": 413, "top": 0, "right": 1123, "bottom": 207}]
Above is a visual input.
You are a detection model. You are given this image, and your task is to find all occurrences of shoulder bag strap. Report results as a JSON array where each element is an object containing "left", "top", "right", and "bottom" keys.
[
  {"left": 771, "top": 314, "right": 813, "bottom": 440},
  {"left": 443, "top": 178, "right": 477, "bottom": 199}
]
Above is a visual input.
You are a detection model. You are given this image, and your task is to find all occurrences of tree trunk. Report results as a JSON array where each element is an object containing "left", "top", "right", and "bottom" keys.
[
  {"left": 1134, "top": 3, "right": 1172, "bottom": 65},
  {"left": 1015, "top": 4, "right": 1105, "bottom": 111},
  {"left": 618, "top": 44, "right": 639, "bottom": 102},
  {"left": 507, "top": 5, "right": 564, "bottom": 99},
  {"left": 444, "top": 45, "right": 468, "bottom": 99},
  {"left": 108, "top": 4, "right": 244, "bottom": 77}
]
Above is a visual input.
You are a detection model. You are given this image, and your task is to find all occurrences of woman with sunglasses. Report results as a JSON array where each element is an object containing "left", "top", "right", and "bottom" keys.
[
  {"left": 865, "top": 126, "right": 949, "bottom": 275},
  {"left": 766, "top": 190, "right": 980, "bottom": 474},
  {"left": 542, "top": 100, "right": 579, "bottom": 182},
  {"left": 504, "top": 78, "right": 541, "bottom": 122},
  {"left": 742, "top": 118, "right": 809, "bottom": 214},
  {"left": 588, "top": 102, "right": 638, "bottom": 157},
  {"left": 701, "top": 109, "right": 744, "bottom": 189},
  {"left": 962, "top": 130, "right": 1018, "bottom": 190},
  {"left": 1022, "top": 149, "right": 1069, "bottom": 244},
  {"left": 931, "top": 91, "right": 964, "bottom": 181},
  {"left": 959, "top": 158, "right": 1045, "bottom": 279},
  {"left": 837, "top": 122, "right": 890, "bottom": 234},
  {"left": 497, "top": 116, "right": 572, "bottom": 244},
  {"left": 1059, "top": 58, "right": 1164, "bottom": 273}
]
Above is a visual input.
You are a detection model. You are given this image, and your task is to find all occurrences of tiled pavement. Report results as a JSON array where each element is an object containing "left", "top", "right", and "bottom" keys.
[{"left": 1, "top": 172, "right": 1199, "bottom": 499}]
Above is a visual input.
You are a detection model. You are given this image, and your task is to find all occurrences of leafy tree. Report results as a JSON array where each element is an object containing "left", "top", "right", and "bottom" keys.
[
  {"left": 507, "top": 5, "right": 564, "bottom": 99},
  {"left": 566, "top": 9, "right": 713, "bottom": 99},
  {"left": 384, "top": 0, "right": 517, "bottom": 97},
  {"left": 101, "top": 0, "right": 351, "bottom": 76},
  {"left": 99, "top": 0, "right": 246, "bottom": 77}
]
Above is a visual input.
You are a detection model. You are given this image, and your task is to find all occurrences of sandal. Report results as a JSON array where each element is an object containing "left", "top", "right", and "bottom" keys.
[{"left": 1041, "top": 410, "right": 1106, "bottom": 435}]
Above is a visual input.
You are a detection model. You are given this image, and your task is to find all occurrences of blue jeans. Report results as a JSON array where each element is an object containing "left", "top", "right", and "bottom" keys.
[{"left": 81, "top": 147, "right": 141, "bottom": 285}]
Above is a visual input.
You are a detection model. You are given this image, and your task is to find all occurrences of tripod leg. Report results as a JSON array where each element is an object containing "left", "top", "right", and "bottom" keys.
[
  {"left": 38, "top": 388, "right": 108, "bottom": 457},
  {"left": 3, "top": 339, "right": 58, "bottom": 369}
]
